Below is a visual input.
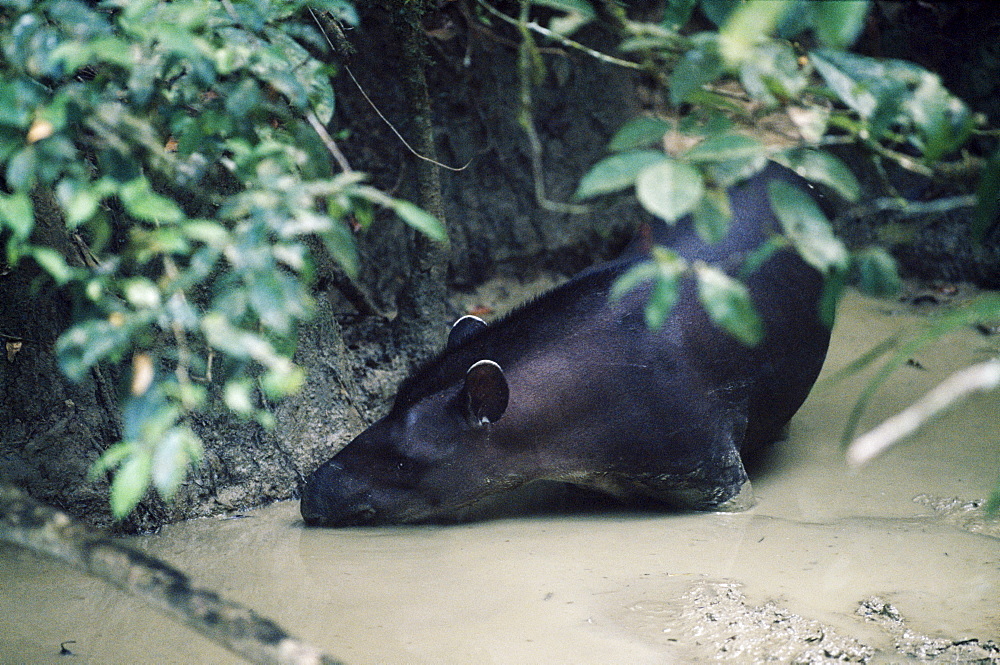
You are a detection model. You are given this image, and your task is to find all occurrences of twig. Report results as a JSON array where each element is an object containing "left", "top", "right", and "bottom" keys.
[
  {"left": 847, "top": 359, "right": 1000, "bottom": 468},
  {"left": 342, "top": 65, "right": 472, "bottom": 173},
  {"left": 162, "top": 255, "right": 199, "bottom": 404},
  {"left": 0, "top": 330, "right": 43, "bottom": 344},
  {"left": 836, "top": 194, "right": 977, "bottom": 225},
  {"left": 308, "top": 8, "right": 471, "bottom": 173},
  {"left": 0, "top": 483, "right": 345, "bottom": 665},
  {"left": 476, "top": 0, "right": 644, "bottom": 71},
  {"left": 511, "top": 0, "right": 590, "bottom": 215},
  {"left": 306, "top": 110, "right": 353, "bottom": 174},
  {"left": 308, "top": 8, "right": 355, "bottom": 57},
  {"left": 863, "top": 141, "right": 936, "bottom": 178}
]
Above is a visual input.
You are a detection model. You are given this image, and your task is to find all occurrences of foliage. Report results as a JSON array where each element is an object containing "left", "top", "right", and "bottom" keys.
[
  {"left": 555, "top": 0, "right": 983, "bottom": 337},
  {"left": 0, "top": 0, "right": 445, "bottom": 518},
  {"left": 504, "top": 0, "right": 999, "bottom": 503}
]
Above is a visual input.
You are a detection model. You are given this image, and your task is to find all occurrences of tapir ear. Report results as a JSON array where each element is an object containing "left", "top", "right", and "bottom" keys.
[
  {"left": 464, "top": 359, "right": 508, "bottom": 426},
  {"left": 448, "top": 315, "right": 487, "bottom": 349}
]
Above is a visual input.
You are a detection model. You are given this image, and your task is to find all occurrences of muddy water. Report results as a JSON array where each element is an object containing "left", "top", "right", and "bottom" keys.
[{"left": 3, "top": 289, "right": 1000, "bottom": 664}]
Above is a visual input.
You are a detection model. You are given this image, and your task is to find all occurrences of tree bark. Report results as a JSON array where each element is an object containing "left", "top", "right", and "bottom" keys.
[{"left": 392, "top": 7, "right": 450, "bottom": 362}]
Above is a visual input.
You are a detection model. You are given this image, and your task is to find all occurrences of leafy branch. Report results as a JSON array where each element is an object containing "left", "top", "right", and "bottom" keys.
[
  {"left": 505, "top": 0, "right": 999, "bottom": 502},
  {"left": 0, "top": 0, "right": 446, "bottom": 518}
]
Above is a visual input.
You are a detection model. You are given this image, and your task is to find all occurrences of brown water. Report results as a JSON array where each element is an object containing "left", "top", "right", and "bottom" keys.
[{"left": 3, "top": 289, "right": 999, "bottom": 664}]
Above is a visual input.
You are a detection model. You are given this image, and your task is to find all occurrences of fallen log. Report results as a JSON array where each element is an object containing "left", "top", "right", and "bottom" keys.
[{"left": 0, "top": 483, "right": 344, "bottom": 665}]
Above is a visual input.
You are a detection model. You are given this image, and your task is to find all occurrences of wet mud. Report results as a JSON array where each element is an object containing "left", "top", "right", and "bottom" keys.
[{"left": 2, "top": 288, "right": 999, "bottom": 664}]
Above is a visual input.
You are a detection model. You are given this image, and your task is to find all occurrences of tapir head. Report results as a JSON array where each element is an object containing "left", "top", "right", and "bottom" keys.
[{"left": 300, "top": 316, "right": 522, "bottom": 527}]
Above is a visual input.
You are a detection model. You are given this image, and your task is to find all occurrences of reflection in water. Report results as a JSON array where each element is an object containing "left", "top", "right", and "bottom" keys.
[{"left": 2, "top": 290, "right": 999, "bottom": 664}]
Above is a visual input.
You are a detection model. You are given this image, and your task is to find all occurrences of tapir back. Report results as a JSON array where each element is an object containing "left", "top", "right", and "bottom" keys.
[{"left": 300, "top": 162, "right": 832, "bottom": 526}]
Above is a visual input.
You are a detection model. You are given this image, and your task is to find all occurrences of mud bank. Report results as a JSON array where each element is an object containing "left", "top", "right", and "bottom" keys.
[{"left": 2, "top": 288, "right": 999, "bottom": 664}]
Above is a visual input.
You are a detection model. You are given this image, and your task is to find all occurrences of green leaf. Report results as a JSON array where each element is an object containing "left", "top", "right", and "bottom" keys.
[
  {"left": 738, "top": 40, "right": 806, "bottom": 105},
  {"left": 669, "top": 33, "right": 723, "bottom": 105},
  {"left": 661, "top": 0, "right": 698, "bottom": 31},
  {"left": 0, "top": 192, "right": 34, "bottom": 240},
  {"left": 645, "top": 276, "right": 680, "bottom": 329},
  {"left": 124, "top": 277, "right": 162, "bottom": 309},
  {"left": 810, "top": 50, "right": 937, "bottom": 139},
  {"left": 771, "top": 149, "right": 860, "bottom": 201},
  {"left": 684, "top": 133, "right": 766, "bottom": 163},
  {"left": 261, "top": 362, "right": 305, "bottom": 399},
  {"left": 30, "top": 247, "right": 76, "bottom": 284},
  {"left": 6, "top": 147, "right": 37, "bottom": 192},
  {"left": 182, "top": 219, "right": 230, "bottom": 247},
  {"left": 224, "top": 379, "right": 256, "bottom": 415},
  {"left": 906, "top": 72, "right": 972, "bottom": 161},
  {"left": 321, "top": 219, "right": 360, "bottom": 280},
  {"left": 611, "top": 247, "right": 686, "bottom": 328},
  {"left": 607, "top": 117, "right": 672, "bottom": 153},
  {"left": 610, "top": 261, "right": 659, "bottom": 301},
  {"left": 786, "top": 106, "right": 830, "bottom": 144},
  {"left": 819, "top": 262, "right": 846, "bottom": 329},
  {"left": 242, "top": 264, "right": 306, "bottom": 335},
  {"left": 852, "top": 247, "right": 901, "bottom": 297},
  {"left": 88, "top": 441, "right": 137, "bottom": 481},
  {"left": 635, "top": 159, "right": 704, "bottom": 223},
  {"left": 57, "top": 316, "right": 142, "bottom": 381},
  {"left": 817, "top": 335, "right": 898, "bottom": 389},
  {"left": 122, "top": 387, "right": 180, "bottom": 444},
  {"left": 739, "top": 236, "right": 787, "bottom": 280},
  {"left": 225, "top": 78, "right": 265, "bottom": 120},
  {"left": 695, "top": 263, "right": 763, "bottom": 346},
  {"left": 311, "top": 0, "right": 359, "bottom": 26},
  {"left": 703, "top": 155, "right": 768, "bottom": 189},
  {"left": 619, "top": 33, "right": 683, "bottom": 54},
  {"left": 718, "top": 0, "right": 794, "bottom": 67},
  {"left": 120, "top": 178, "right": 185, "bottom": 223},
  {"left": 109, "top": 448, "right": 153, "bottom": 519},
  {"left": 575, "top": 150, "right": 667, "bottom": 200},
  {"left": 259, "top": 26, "right": 334, "bottom": 119},
  {"left": 131, "top": 227, "right": 190, "bottom": 261},
  {"left": 810, "top": 0, "right": 870, "bottom": 49},
  {"left": 610, "top": 246, "right": 688, "bottom": 330},
  {"left": 987, "top": 481, "right": 1000, "bottom": 515},
  {"left": 809, "top": 49, "right": 880, "bottom": 119},
  {"left": 56, "top": 180, "right": 100, "bottom": 228},
  {"left": 549, "top": 11, "right": 592, "bottom": 37},
  {"left": 691, "top": 188, "right": 731, "bottom": 244},
  {"left": 152, "top": 426, "right": 202, "bottom": 499},
  {"left": 531, "top": 0, "right": 595, "bottom": 18},
  {"left": 768, "top": 179, "right": 848, "bottom": 274},
  {"left": 201, "top": 314, "right": 287, "bottom": 370},
  {"left": 700, "top": 0, "right": 737, "bottom": 26},
  {"left": 0, "top": 81, "right": 32, "bottom": 128},
  {"left": 393, "top": 200, "right": 448, "bottom": 243}
]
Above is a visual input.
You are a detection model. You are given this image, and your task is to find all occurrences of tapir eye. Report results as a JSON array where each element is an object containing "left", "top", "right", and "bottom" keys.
[{"left": 398, "top": 395, "right": 461, "bottom": 462}]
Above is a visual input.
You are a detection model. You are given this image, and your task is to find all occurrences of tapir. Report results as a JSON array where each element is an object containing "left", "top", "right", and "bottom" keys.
[{"left": 300, "top": 161, "right": 832, "bottom": 526}]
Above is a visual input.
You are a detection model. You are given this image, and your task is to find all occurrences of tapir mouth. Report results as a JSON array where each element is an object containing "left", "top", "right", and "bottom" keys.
[
  {"left": 300, "top": 461, "right": 379, "bottom": 527},
  {"left": 300, "top": 478, "right": 519, "bottom": 527},
  {"left": 302, "top": 502, "right": 378, "bottom": 527},
  {"left": 300, "top": 460, "right": 440, "bottom": 527}
]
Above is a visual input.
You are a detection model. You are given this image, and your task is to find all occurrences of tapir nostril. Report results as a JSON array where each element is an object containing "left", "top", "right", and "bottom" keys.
[{"left": 303, "top": 502, "right": 377, "bottom": 527}]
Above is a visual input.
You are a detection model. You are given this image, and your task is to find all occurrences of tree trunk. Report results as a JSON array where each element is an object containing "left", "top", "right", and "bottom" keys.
[{"left": 392, "top": 7, "right": 451, "bottom": 362}]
